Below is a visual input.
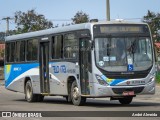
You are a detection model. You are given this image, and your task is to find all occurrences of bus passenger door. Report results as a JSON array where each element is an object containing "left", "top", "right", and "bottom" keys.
[
  {"left": 39, "top": 42, "right": 50, "bottom": 94},
  {"left": 79, "top": 38, "right": 91, "bottom": 95}
]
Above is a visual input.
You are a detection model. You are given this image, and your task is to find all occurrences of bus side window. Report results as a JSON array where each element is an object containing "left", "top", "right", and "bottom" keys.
[
  {"left": 26, "top": 39, "right": 38, "bottom": 61},
  {"left": 20, "top": 41, "right": 25, "bottom": 61},
  {"left": 6, "top": 42, "right": 16, "bottom": 62},
  {"left": 6, "top": 43, "right": 10, "bottom": 62},
  {"left": 16, "top": 41, "right": 20, "bottom": 62},
  {"left": 15, "top": 41, "right": 25, "bottom": 62},
  {"left": 52, "top": 35, "right": 63, "bottom": 59},
  {"left": 64, "top": 33, "right": 78, "bottom": 59}
]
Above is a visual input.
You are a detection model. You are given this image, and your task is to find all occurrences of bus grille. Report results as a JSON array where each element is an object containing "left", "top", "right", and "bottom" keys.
[{"left": 112, "top": 87, "right": 144, "bottom": 94}]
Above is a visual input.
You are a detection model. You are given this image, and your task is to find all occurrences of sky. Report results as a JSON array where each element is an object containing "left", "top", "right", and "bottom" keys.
[{"left": 0, "top": 0, "right": 160, "bottom": 32}]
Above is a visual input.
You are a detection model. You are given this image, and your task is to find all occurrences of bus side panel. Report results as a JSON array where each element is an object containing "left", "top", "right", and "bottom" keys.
[
  {"left": 5, "top": 63, "right": 40, "bottom": 93},
  {"left": 49, "top": 62, "right": 79, "bottom": 95},
  {"left": 31, "top": 74, "right": 41, "bottom": 94}
]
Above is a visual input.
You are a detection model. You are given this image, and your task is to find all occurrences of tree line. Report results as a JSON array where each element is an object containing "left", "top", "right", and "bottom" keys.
[
  {"left": 143, "top": 10, "right": 160, "bottom": 42},
  {"left": 0, "top": 9, "right": 160, "bottom": 42},
  {"left": 0, "top": 9, "right": 89, "bottom": 40}
]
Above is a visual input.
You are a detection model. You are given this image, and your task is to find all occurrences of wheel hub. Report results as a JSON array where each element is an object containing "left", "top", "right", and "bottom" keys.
[
  {"left": 26, "top": 85, "right": 32, "bottom": 99},
  {"left": 73, "top": 87, "right": 79, "bottom": 100}
]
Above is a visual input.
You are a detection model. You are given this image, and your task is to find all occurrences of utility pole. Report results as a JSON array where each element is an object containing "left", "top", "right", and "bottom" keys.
[
  {"left": 2, "top": 17, "right": 12, "bottom": 34},
  {"left": 106, "top": 0, "right": 110, "bottom": 21}
]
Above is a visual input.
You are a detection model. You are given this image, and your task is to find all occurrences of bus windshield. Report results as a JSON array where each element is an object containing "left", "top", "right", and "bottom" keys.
[{"left": 95, "top": 37, "right": 153, "bottom": 72}]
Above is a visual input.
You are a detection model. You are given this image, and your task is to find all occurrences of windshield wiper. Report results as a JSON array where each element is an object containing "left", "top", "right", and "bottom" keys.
[
  {"left": 130, "top": 39, "right": 137, "bottom": 63},
  {"left": 107, "top": 43, "right": 110, "bottom": 56}
]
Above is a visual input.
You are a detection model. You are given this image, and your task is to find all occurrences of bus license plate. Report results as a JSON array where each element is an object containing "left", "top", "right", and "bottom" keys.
[{"left": 123, "top": 91, "right": 135, "bottom": 96}]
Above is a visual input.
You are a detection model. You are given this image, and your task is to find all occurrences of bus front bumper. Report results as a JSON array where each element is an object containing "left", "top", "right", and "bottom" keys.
[{"left": 89, "top": 80, "right": 155, "bottom": 97}]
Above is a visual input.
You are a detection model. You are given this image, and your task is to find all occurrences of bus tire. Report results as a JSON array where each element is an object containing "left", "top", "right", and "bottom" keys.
[
  {"left": 71, "top": 81, "right": 86, "bottom": 106},
  {"left": 118, "top": 97, "right": 133, "bottom": 105},
  {"left": 65, "top": 96, "right": 72, "bottom": 103},
  {"left": 25, "top": 80, "right": 38, "bottom": 102},
  {"left": 37, "top": 95, "right": 44, "bottom": 102}
]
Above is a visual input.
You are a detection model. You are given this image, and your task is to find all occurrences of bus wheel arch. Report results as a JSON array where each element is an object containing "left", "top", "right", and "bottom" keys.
[
  {"left": 24, "top": 77, "right": 44, "bottom": 102},
  {"left": 25, "top": 79, "right": 37, "bottom": 102},
  {"left": 24, "top": 77, "right": 31, "bottom": 94},
  {"left": 24, "top": 77, "right": 40, "bottom": 102},
  {"left": 66, "top": 76, "right": 76, "bottom": 102}
]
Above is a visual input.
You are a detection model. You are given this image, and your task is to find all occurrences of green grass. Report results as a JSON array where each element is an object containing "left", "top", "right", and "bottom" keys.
[{"left": 156, "top": 72, "right": 160, "bottom": 84}]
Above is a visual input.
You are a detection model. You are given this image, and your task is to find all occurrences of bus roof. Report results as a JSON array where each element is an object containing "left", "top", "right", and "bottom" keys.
[{"left": 5, "top": 21, "right": 147, "bottom": 41}]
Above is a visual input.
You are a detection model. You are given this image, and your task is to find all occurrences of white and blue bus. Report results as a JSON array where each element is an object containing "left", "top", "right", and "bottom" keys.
[{"left": 5, "top": 21, "right": 156, "bottom": 106}]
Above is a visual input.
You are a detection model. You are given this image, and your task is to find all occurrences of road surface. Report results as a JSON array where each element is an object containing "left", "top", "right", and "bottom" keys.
[{"left": 0, "top": 81, "right": 160, "bottom": 120}]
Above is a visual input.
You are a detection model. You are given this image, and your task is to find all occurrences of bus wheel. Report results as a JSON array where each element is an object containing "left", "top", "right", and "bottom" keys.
[
  {"left": 37, "top": 95, "right": 44, "bottom": 102},
  {"left": 25, "top": 80, "right": 37, "bottom": 102},
  {"left": 118, "top": 97, "right": 133, "bottom": 105},
  {"left": 71, "top": 81, "right": 86, "bottom": 106},
  {"left": 65, "top": 96, "right": 72, "bottom": 103}
]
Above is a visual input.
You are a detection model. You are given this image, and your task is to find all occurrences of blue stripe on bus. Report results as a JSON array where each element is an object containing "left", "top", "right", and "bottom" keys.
[
  {"left": 101, "top": 75, "right": 126, "bottom": 86},
  {"left": 5, "top": 63, "right": 39, "bottom": 87},
  {"left": 110, "top": 79, "right": 126, "bottom": 86}
]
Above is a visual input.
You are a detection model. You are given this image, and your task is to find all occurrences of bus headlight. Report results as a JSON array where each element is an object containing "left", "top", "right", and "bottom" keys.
[
  {"left": 148, "top": 76, "right": 155, "bottom": 83},
  {"left": 95, "top": 74, "right": 108, "bottom": 86}
]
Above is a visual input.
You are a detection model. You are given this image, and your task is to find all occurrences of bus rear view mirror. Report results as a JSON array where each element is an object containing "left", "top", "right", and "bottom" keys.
[{"left": 89, "top": 40, "right": 94, "bottom": 50}]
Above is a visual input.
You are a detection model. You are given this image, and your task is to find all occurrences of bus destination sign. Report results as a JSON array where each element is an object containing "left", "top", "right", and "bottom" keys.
[
  {"left": 100, "top": 26, "right": 141, "bottom": 33},
  {"left": 93, "top": 25, "right": 149, "bottom": 34}
]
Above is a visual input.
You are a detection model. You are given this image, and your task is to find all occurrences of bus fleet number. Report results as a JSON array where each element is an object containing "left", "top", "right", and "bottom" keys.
[{"left": 52, "top": 65, "right": 66, "bottom": 73}]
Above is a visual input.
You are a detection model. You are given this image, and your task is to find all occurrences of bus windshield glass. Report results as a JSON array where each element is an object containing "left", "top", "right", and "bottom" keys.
[{"left": 95, "top": 37, "right": 153, "bottom": 72}]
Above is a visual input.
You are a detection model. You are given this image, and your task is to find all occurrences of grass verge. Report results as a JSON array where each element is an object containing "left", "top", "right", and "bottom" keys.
[{"left": 156, "top": 72, "right": 160, "bottom": 84}]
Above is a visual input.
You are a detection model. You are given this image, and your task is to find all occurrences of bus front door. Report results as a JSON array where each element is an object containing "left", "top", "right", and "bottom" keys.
[
  {"left": 39, "top": 42, "right": 50, "bottom": 94},
  {"left": 79, "top": 38, "right": 91, "bottom": 95}
]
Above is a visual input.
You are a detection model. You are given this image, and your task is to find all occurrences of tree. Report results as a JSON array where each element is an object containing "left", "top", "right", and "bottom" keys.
[
  {"left": 14, "top": 9, "right": 53, "bottom": 33},
  {"left": 0, "top": 32, "right": 5, "bottom": 41},
  {"left": 143, "top": 10, "right": 160, "bottom": 42},
  {"left": 72, "top": 11, "right": 89, "bottom": 24}
]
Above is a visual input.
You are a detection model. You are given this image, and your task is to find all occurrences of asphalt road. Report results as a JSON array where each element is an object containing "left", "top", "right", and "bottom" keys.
[{"left": 0, "top": 81, "right": 160, "bottom": 120}]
